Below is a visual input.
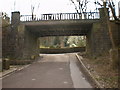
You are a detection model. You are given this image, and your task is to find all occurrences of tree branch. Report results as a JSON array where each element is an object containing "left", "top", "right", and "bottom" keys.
[
  {"left": 70, "top": 0, "right": 79, "bottom": 13},
  {"left": 108, "top": 0, "right": 119, "bottom": 20}
]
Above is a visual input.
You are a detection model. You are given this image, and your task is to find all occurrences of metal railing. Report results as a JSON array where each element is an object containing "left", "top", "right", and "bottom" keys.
[{"left": 20, "top": 12, "right": 99, "bottom": 21}]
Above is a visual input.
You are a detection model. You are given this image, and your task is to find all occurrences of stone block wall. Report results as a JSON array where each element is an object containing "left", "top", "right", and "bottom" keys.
[
  {"left": 86, "top": 8, "right": 112, "bottom": 57},
  {"left": 86, "top": 22, "right": 112, "bottom": 57},
  {"left": 2, "top": 25, "right": 19, "bottom": 59},
  {"left": 109, "top": 21, "right": 120, "bottom": 68},
  {"left": 11, "top": 24, "right": 40, "bottom": 59},
  {"left": 22, "top": 28, "right": 39, "bottom": 59},
  {"left": 109, "top": 21, "right": 120, "bottom": 48}
]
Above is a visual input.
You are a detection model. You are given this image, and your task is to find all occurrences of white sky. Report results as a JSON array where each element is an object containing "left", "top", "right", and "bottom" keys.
[{"left": 0, "top": 0, "right": 119, "bottom": 17}]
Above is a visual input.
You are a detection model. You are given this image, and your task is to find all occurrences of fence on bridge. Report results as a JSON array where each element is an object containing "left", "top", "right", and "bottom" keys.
[{"left": 20, "top": 12, "right": 99, "bottom": 21}]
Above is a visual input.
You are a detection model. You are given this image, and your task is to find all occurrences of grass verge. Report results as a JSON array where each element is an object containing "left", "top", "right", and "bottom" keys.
[{"left": 78, "top": 52, "right": 118, "bottom": 88}]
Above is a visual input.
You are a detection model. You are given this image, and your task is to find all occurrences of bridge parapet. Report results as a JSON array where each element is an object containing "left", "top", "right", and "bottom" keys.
[{"left": 20, "top": 12, "right": 99, "bottom": 22}]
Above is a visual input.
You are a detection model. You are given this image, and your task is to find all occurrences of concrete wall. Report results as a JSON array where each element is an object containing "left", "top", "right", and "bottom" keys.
[
  {"left": 10, "top": 12, "right": 21, "bottom": 59},
  {"left": 23, "top": 30, "right": 39, "bottom": 59},
  {"left": 17, "top": 24, "right": 25, "bottom": 59},
  {"left": 10, "top": 12, "right": 38, "bottom": 59},
  {"left": 2, "top": 17, "right": 17, "bottom": 59},
  {"left": 109, "top": 21, "right": 120, "bottom": 48},
  {"left": 2, "top": 26, "right": 12, "bottom": 58},
  {"left": 109, "top": 21, "right": 120, "bottom": 68},
  {"left": 17, "top": 24, "right": 40, "bottom": 59},
  {"left": 86, "top": 22, "right": 112, "bottom": 57}
]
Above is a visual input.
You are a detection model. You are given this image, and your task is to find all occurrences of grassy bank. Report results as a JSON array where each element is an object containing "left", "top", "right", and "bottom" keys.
[{"left": 78, "top": 53, "right": 118, "bottom": 88}]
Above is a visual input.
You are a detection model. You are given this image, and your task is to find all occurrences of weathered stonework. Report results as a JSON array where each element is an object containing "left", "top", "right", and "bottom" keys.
[
  {"left": 9, "top": 8, "right": 114, "bottom": 59},
  {"left": 86, "top": 8, "right": 112, "bottom": 57},
  {"left": 17, "top": 24, "right": 40, "bottom": 59},
  {"left": 86, "top": 22, "right": 112, "bottom": 57},
  {"left": 9, "top": 12, "right": 21, "bottom": 59}
]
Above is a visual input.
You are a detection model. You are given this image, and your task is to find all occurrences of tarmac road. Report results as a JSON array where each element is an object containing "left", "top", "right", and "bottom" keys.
[{"left": 3, "top": 53, "right": 92, "bottom": 88}]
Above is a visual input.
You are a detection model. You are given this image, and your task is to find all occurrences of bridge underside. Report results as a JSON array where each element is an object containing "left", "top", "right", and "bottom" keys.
[
  {"left": 24, "top": 20, "right": 98, "bottom": 37},
  {"left": 18, "top": 19, "right": 111, "bottom": 59},
  {"left": 18, "top": 19, "right": 101, "bottom": 59}
]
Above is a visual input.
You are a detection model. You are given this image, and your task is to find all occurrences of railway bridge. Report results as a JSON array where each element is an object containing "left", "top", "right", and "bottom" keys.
[{"left": 11, "top": 8, "right": 111, "bottom": 59}]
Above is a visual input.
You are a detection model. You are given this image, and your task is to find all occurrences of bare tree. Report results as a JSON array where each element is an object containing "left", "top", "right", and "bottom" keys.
[
  {"left": 93, "top": 0, "right": 119, "bottom": 49},
  {"left": 94, "top": 0, "right": 119, "bottom": 20},
  {"left": 31, "top": 5, "right": 35, "bottom": 20},
  {"left": 2, "top": 12, "right": 8, "bottom": 19},
  {"left": 108, "top": 0, "right": 119, "bottom": 20},
  {"left": 70, "top": 0, "right": 89, "bottom": 19},
  {"left": 70, "top": 0, "right": 89, "bottom": 13},
  {"left": 31, "top": 2, "right": 40, "bottom": 20}
]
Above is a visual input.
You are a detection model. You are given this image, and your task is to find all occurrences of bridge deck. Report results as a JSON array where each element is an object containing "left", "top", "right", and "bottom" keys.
[
  {"left": 20, "top": 19, "right": 100, "bottom": 37},
  {"left": 20, "top": 12, "right": 100, "bottom": 37}
]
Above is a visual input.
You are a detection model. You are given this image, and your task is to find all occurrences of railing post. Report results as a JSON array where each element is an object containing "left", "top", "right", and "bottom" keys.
[
  {"left": 60, "top": 13, "right": 62, "bottom": 20},
  {"left": 46, "top": 15, "right": 48, "bottom": 20},
  {"left": 74, "top": 13, "right": 76, "bottom": 19},
  {"left": 84, "top": 12, "right": 87, "bottom": 19},
  {"left": 87, "top": 13, "right": 90, "bottom": 19},
  {"left": 44, "top": 15, "right": 46, "bottom": 20},
  {"left": 52, "top": 14, "right": 54, "bottom": 20},
  {"left": 67, "top": 14, "right": 68, "bottom": 19},
  {"left": 56, "top": 14, "right": 57, "bottom": 20},
  {"left": 68, "top": 14, "right": 70, "bottom": 19},
  {"left": 93, "top": 13, "right": 94, "bottom": 19}
]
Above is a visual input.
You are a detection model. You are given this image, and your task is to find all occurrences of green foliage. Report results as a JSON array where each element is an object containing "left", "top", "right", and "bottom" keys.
[
  {"left": 39, "top": 36, "right": 86, "bottom": 48},
  {"left": 54, "top": 37, "right": 60, "bottom": 45},
  {"left": 67, "top": 36, "right": 86, "bottom": 47}
]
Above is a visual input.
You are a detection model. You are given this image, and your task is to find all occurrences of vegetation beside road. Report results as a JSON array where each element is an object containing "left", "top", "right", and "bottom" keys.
[{"left": 78, "top": 52, "right": 118, "bottom": 88}]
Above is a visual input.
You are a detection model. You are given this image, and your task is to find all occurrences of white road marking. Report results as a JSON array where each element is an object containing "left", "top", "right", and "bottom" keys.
[
  {"left": 32, "top": 79, "right": 36, "bottom": 81},
  {"left": 59, "top": 68, "right": 63, "bottom": 70},
  {"left": 63, "top": 81, "right": 68, "bottom": 84}
]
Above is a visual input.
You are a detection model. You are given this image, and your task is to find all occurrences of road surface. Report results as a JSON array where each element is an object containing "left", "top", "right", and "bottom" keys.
[{"left": 3, "top": 53, "right": 92, "bottom": 88}]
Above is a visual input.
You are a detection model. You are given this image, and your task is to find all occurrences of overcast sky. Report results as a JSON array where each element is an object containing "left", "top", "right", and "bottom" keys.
[{"left": 0, "top": 0, "right": 119, "bottom": 17}]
